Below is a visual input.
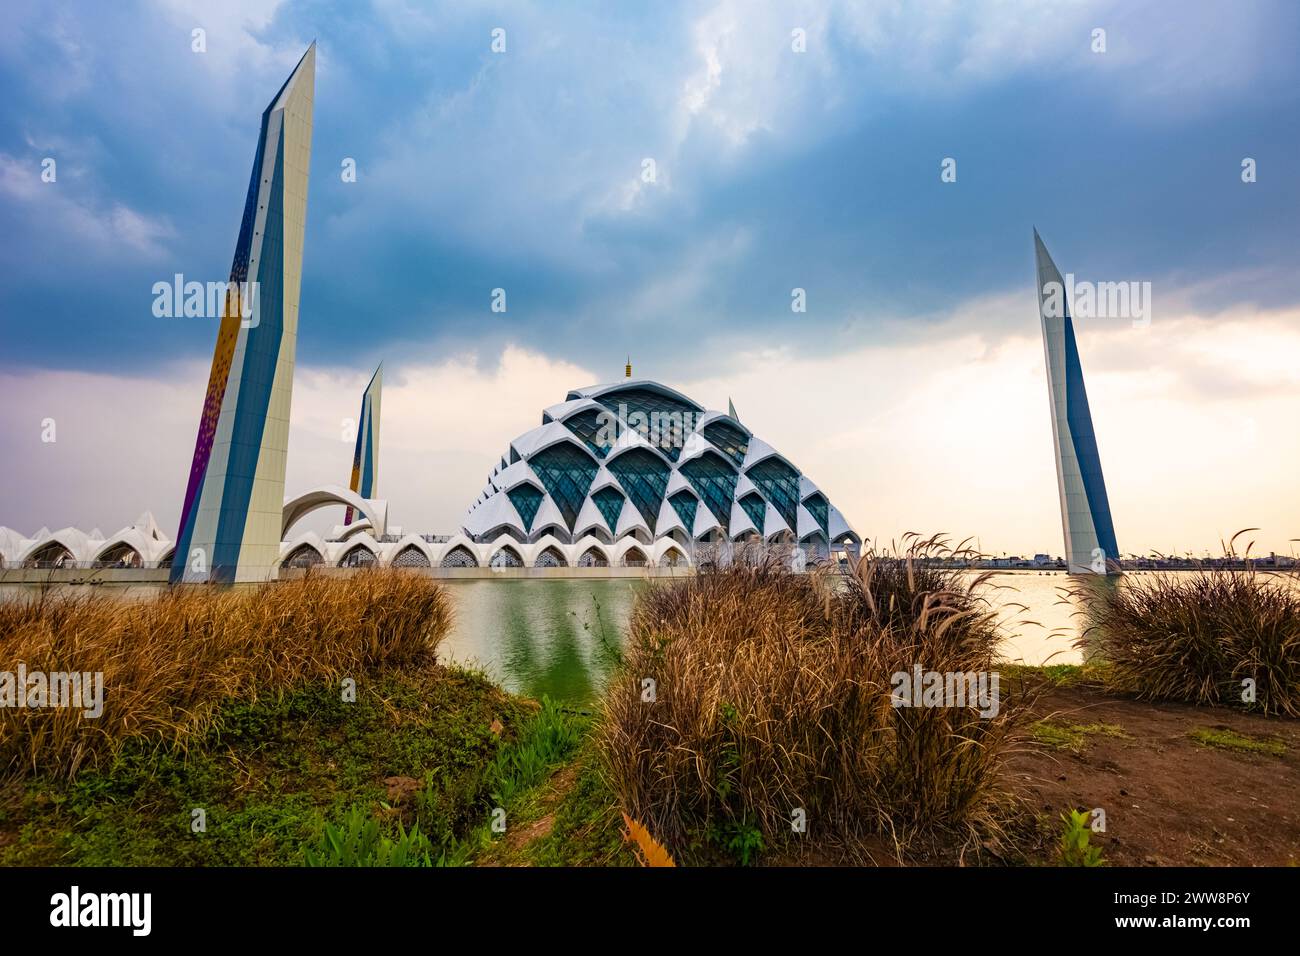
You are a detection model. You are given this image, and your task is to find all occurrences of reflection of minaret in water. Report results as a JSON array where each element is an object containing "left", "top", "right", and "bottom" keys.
[
  {"left": 1034, "top": 229, "right": 1121, "bottom": 576},
  {"left": 1068, "top": 572, "right": 1122, "bottom": 665}
]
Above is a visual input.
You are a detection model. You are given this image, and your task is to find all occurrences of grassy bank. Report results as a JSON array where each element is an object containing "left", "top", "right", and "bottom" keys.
[
  {"left": 0, "top": 663, "right": 535, "bottom": 865},
  {"left": 3, "top": 555, "right": 1298, "bottom": 868},
  {"left": 0, "top": 569, "right": 601, "bottom": 866},
  {"left": 0, "top": 572, "right": 451, "bottom": 780}
]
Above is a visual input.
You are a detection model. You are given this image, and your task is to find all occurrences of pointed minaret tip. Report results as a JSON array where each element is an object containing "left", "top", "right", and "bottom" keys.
[{"left": 1033, "top": 228, "right": 1060, "bottom": 286}]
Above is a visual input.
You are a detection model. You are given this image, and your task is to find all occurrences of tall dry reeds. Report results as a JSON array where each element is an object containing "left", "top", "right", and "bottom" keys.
[
  {"left": 1076, "top": 549, "right": 1300, "bottom": 716},
  {"left": 0, "top": 571, "right": 452, "bottom": 781},
  {"left": 598, "top": 537, "right": 1022, "bottom": 862}
]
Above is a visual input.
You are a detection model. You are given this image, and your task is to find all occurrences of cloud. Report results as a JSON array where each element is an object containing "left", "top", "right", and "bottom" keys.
[
  {"left": 0, "top": 345, "right": 598, "bottom": 540},
  {"left": 0, "top": 0, "right": 1297, "bottom": 393},
  {"left": 0, "top": 151, "right": 176, "bottom": 259},
  {"left": 2, "top": 302, "right": 1297, "bottom": 556}
]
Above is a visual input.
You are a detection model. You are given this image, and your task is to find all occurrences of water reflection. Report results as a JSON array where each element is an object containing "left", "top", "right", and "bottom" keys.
[
  {"left": 982, "top": 572, "right": 1091, "bottom": 667},
  {"left": 1064, "top": 573, "right": 1123, "bottom": 665},
  {"left": 4, "top": 571, "right": 1256, "bottom": 704},
  {"left": 439, "top": 578, "right": 644, "bottom": 706}
]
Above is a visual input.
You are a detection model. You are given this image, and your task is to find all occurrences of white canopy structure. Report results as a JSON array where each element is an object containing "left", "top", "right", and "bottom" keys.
[
  {"left": 461, "top": 379, "right": 859, "bottom": 565},
  {"left": 2, "top": 378, "right": 859, "bottom": 574},
  {"left": 282, "top": 485, "right": 389, "bottom": 539}
]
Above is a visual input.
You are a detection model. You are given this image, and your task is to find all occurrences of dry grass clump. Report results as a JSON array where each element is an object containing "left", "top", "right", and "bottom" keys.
[
  {"left": 1077, "top": 555, "right": 1300, "bottom": 717},
  {"left": 598, "top": 537, "right": 1023, "bottom": 862},
  {"left": 0, "top": 571, "right": 453, "bottom": 781}
]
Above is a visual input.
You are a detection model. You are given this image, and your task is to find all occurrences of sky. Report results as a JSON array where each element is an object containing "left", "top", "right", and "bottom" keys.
[{"left": 1, "top": 0, "right": 1298, "bottom": 556}]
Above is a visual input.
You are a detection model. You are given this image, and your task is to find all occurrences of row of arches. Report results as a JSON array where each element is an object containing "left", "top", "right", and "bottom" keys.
[
  {"left": 0, "top": 526, "right": 176, "bottom": 570},
  {"left": 1, "top": 526, "right": 854, "bottom": 574},
  {"left": 276, "top": 531, "right": 693, "bottom": 572}
]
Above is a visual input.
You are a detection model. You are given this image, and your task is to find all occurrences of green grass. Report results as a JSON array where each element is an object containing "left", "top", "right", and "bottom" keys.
[
  {"left": 1000, "top": 661, "right": 1114, "bottom": 688},
  {"left": 1057, "top": 808, "right": 1105, "bottom": 867},
  {"left": 0, "top": 664, "right": 532, "bottom": 866},
  {"left": 434, "top": 697, "right": 590, "bottom": 865},
  {"left": 304, "top": 807, "right": 440, "bottom": 867},
  {"left": 0, "top": 650, "right": 628, "bottom": 868},
  {"left": 523, "top": 753, "right": 636, "bottom": 866},
  {"left": 1189, "top": 727, "right": 1286, "bottom": 758},
  {"left": 1032, "top": 720, "right": 1131, "bottom": 752}
]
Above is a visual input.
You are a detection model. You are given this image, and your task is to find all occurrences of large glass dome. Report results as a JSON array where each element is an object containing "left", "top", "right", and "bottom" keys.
[{"left": 461, "top": 380, "right": 858, "bottom": 561}]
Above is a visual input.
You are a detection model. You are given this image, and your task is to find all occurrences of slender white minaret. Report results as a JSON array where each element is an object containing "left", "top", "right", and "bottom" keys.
[
  {"left": 173, "top": 44, "right": 316, "bottom": 584},
  {"left": 344, "top": 364, "right": 383, "bottom": 524},
  {"left": 1034, "top": 229, "right": 1121, "bottom": 575}
]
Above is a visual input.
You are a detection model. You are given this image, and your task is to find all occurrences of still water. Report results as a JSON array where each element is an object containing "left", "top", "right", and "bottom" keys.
[
  {"left": 438, "top": 572, "right": 1089, "bottom": 704},
  {"left": 0, "top": 572, "right": 1136, "bottom": 705},
  {"left": 438, "top": 578, "right": 642, "bottom": 706}
]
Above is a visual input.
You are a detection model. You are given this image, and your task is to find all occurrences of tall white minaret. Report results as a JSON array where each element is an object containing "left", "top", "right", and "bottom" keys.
[
  {"left": 173, "top": 44, "right": 317, "bottom": 584},
  {"left": 1034, "top": 228, "right": 1120, "bottom": 575}
]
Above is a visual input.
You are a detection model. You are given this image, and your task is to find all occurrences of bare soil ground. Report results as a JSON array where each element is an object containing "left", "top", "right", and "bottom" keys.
[
  {"left": 1009, "top": 678, "right": 1300, "bottom": 866},
  {"left": 477, "top": 677, "right": 1300, "bottom": 868}
]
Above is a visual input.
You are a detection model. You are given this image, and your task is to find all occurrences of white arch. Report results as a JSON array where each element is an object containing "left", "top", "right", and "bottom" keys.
[
  {"left": 655, "top": 542, "right": 690, "bottom": 568},
  {"left": 487, "top": 540, "right": 526, "bottom": 568},
  {"left": 572, "top": 536, "right": 614, "bottom": 568},
  {"left": 524, "top": 532, "right": 570, "bottom": 567},
  {"left": 528, "top": 522, "right": 570, "bottom": 545},
  {"left": 17, "top": 528, "right": 99, "bottom": 568},
  {"left": 613, "top": 537, "right": 651, "bottom": 567},
  {"left": 573, "top": 495, "right": 615, "bottom": 542},
  {"left": 569, "top": 379, "right": 704, "bottom": 413},
  {"left": 279, "top": 530, "right": 328, "bottom": 568},
  {"left": 282, "top": 484, "right": 388, "bottom": 538},
  {"left": 428, "top": 533, "right": 482, "bottom": 568},
  {"left": 333, "top": 533, "right": 381, "bottom": 568},
  {"left": 92, "top": 515, "right": 174, "bottom": 568},
  {"left": 334, "top": 518, "right": 373, "bottom": 542},
  {"left": 0, "top": 527, "right": 30, "bottom": 567},
  {"left": 614, "top": 504, "right": 651, "bottom": 543},
  {"left": 91, "top": 535, "right": 145, "bottom": 568},
  {"left": 605, "top": 434, "right": 675, "bottom": 471},
  {"left": 384, "top": 533, "right": 437, "bottom": 568}
]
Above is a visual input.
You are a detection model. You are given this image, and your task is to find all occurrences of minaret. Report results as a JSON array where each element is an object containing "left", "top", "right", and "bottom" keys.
[
  {"left": 1034, "top": 228, "right": 1120, "bottom": 575},
  {"left": 172, "top": 44, "right": 316, "bottom": 584},
  {"left": 345, "top": 363, "right": 383, "bottom": 524},
  {"left": 625, "top": 356, "right": 633, "bottom": 379}
]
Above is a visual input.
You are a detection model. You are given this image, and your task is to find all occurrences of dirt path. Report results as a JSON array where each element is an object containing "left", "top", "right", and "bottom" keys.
[
  {"left": 1009, "top": 681, "right": 1300, "bottom": 866},
  {"left": 481, "top": 763, "right": 581, "bottom": 865}
]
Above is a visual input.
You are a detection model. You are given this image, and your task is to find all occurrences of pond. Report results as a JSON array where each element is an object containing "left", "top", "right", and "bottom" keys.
[
  {"left": 438, "top": 571, "right": 1092, "bottom": 705},
  {"left": 0, "top": 571, "right": 1212, "bottom": 706}
]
